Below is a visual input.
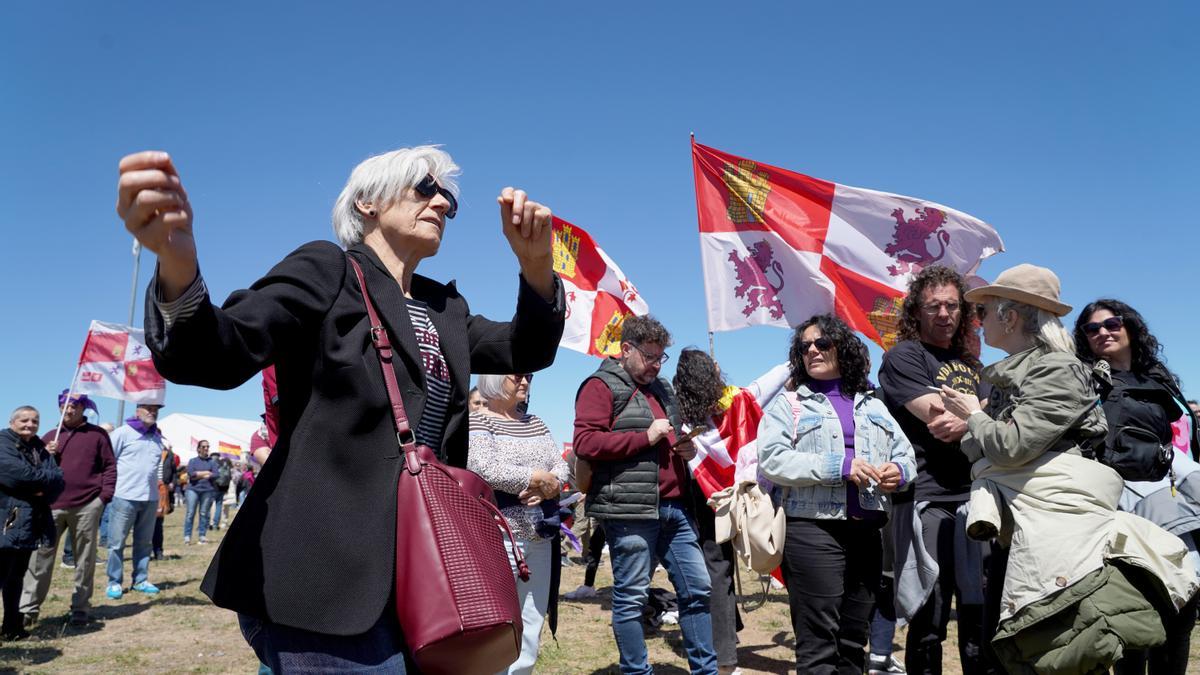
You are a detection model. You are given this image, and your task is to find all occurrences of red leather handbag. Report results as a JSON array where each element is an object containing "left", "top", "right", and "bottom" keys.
[{"left": 349, "top": 256, "right": 530, "bottom": 675}]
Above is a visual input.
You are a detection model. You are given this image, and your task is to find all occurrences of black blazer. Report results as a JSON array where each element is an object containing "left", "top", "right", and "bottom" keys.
[{"left": 145, "top": 240, "right": 565, "bottom": 634}]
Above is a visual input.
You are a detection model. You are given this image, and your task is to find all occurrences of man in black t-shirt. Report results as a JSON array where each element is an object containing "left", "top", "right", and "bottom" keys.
[{"left": 878, "top": 266, "right": 993, "bottom": 675}]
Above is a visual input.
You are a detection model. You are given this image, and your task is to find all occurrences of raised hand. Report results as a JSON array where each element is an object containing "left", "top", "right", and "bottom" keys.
[
  {"left": 497, "top": 187, "right": 554, "bottom": 301},
  {"left": 116, "top": 151, "right": 196, "bottom": 300}
]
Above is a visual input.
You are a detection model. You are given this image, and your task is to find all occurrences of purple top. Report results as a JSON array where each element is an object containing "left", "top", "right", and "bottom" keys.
[{"left": 807, "top": 378, "right": 880, "bottom": 520}]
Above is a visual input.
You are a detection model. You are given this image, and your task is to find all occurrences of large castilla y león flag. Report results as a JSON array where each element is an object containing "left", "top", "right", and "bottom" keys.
[
  {"left": 552, "top": 216, "right": 650, "bottom": 358},
  {"left": 73, "top": 320, "right": 166, "bottom": 404},
  {"left": 692, "top": 140, "right": 1004, "bottom": 349}
]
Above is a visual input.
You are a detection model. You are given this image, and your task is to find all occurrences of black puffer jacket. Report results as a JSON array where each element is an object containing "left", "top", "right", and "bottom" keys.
[{"left": 0, "top": 428, "right": 65, "bottom": 550}]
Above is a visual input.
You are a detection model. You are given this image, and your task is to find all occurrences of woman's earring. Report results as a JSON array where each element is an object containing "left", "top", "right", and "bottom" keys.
[
  {"left": 367, "top": 209, "right": 376, "bottom": 217},
  {"left": 1004, "top": 323, "right": 1014, "bottom": 335}
]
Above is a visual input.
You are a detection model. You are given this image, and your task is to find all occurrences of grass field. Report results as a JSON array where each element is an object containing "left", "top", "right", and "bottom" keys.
[{"left": 3, "top": 512, "right": 1198, "bottom": 674}]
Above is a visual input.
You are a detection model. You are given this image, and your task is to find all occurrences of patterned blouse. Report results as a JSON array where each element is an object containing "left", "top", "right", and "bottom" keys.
[{"left": 468, "top": 411, "right": 568, "bottom": 542}]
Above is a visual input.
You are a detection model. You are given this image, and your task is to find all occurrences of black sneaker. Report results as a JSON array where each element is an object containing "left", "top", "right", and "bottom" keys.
[
  {"left": 1, "top": 628, "right": 31, "bottom": 641},
  {"left": 21, "top": 612, "right": 37, "bottom": 630},
  {"left": 69, "top": 611, "right": 89, "bottom": 627}
]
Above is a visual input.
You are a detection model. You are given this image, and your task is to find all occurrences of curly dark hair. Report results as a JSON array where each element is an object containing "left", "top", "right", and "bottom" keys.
[
  {"left": 788, "top": 314, "right": 871, "bottom": 396},
  {"left": 620, "top": 314, "right": 672, "bottom": 348},
  {"left": 672, "top": 349, "right": 727, "bottom": 427},
  {"left": 1073, "top": 299, "right": 1174, "bottom": 380},
  {"left": 896, "top": 265, "right": 979, "bottom": 367}
]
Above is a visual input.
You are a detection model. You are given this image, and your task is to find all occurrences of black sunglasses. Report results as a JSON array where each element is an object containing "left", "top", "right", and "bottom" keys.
[
  {"left": 414, "top": 174, "right": 458, "bottom": 219},
  {"left": 975, "top": 303, "right": 988, "bottom": 320},
  {"left": 1083, "top": 316, "right": 1124, "bottom": 336},
  {"left": 800, "top": 336, "right": 834, "bottom": 353}
]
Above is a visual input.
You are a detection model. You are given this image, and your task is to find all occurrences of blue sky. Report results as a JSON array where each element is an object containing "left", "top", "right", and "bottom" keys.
[{"left": 3, "top": 2, "right": 1197, "bottom": 445}]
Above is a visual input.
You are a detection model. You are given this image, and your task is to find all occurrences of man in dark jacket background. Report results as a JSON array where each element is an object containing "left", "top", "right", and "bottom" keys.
[
  {"left": 573, "top": 315, "right": 717, "bottom": 675},
  {"left": 0, "top": 406, "right": 65, "bottom": 640},
  {"left": 19, "top": 391, "right": 115, "bottom": 628}
]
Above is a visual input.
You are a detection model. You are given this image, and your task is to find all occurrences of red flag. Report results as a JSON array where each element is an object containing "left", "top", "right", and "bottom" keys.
[
  {"left": 552, "top": 216, "right": 649, "bottom": 357},
  {"left": 692, "top": 140, "right": 1003, "bottom": 349},
  {"left": 75, "top": 321, "right": 166, "bottom": 404}
]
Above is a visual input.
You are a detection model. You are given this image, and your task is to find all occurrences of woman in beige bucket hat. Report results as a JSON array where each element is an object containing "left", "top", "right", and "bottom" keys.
[{"left": 931, "top": 263, "right": 1197, "bottom": 672}]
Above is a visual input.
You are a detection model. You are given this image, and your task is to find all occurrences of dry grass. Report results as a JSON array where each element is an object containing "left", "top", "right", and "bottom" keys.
[{"left": 4, "top": 514, "right": 1199, "bottom": 674}]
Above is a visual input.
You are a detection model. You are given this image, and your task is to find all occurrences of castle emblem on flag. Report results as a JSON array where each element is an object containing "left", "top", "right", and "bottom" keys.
[
  {"left": 594, "top": 311, "right": 626, "bottom": 357},
  {"left": 722, "top": 160, "right": 771, "bottom": 224},
  {"left": 884, "top": 206, "right": 950, "bottom": 276},
  {"left": 867, "top": 296, "right": 905, "bottom": 351},
  {"left": 553, "top": 225, "right": 581, "bottom": 279},
  {"left": 729, "top": 242, "right": 785, "bottom": 319}
]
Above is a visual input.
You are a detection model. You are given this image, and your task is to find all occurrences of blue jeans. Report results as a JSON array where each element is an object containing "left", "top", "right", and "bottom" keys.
[
  {"left": 184, "top": 489, "right": 215, "bottom": 540},
  {"left": 106, "top": 497, "right": 157, "bottom": 587},
  {"left": 239, "top": 611, "right": 412, "bottom": 673},
  {"left": 604, "top": 500, "right": 717, "bottom": 675}
]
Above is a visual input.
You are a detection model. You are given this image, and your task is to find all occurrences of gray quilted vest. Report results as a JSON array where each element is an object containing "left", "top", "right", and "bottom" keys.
[{"left": 580, "top": 358, "right": 682, "bottom": 520}]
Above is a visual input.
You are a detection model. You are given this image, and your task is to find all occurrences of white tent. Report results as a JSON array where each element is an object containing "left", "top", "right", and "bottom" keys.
[{"left": 157, "top": 413, "right": 261, "bottom": 464}]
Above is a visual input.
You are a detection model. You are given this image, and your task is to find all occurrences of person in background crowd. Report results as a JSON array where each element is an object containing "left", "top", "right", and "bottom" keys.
[
  {"left": 672, "top": 348, "right": 748, "bottom": 675},
  {"left": 877, "top": 265, "right": 993, "bottom": 675},
  {"left": 468, "top": 372, "right": 568, "bottom": 675},
  {"left": 152, "top": 439, "right": 178, "bottom": 561},
  {"left": 123, "top": 144, "right": 564, "bottom": 671},
  {"left": 758, "top": 315, "right": 916, "bottom": 674},
  {"left": 97, "top": 422, "right": 116, "bottom": 549},
  {"left": 573, "top": 314, "right": 717, "bottom": 675},
  {"left": 468, "top": 386, "right": 485, "bottom": 413},
  {"left": 19, "top": 391, "right": 115, "bottom": 628},
  {"left": 105, "top": 403, "right": 166, "bottom": 600},
  {"left": 183, "top": 440, "right": 218, "bottom": 545},
  {"left": 0, "top": 407, "right": 65, "bottom": 640},
  {"left": 1074, "top": 299, "right": 1200, "bottom": 674}
]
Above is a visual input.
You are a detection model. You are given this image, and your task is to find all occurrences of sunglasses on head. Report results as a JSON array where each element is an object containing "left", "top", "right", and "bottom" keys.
[
  {"left": 1083, "top": 316, "right": 1124, "bottom": 336},
  {"left": 414, "top": 174, "right": 458, "bottom": 219},
  {"left": 800, "top": 336, "right": 834, "bottom": 353}
]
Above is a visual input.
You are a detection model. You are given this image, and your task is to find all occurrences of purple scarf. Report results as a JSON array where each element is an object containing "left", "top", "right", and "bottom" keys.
[{"left": 126, "top": 416, "right": 160, "bottom": 439}]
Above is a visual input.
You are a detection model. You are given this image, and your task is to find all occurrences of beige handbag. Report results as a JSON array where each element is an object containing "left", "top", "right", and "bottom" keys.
[{"left": 709, "top": 481, "right": 786, "bottom": 574}]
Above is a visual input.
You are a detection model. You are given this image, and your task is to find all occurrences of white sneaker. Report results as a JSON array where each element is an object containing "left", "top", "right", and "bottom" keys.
[
  {"left": 659, "top": 610, "right": 679, "bottom": 625},
  {"left": 868, "top": 653, "right": 906, "bottom": 675},
  {"left": 563, "top": 584, "right": 598, "bottom": 600}
]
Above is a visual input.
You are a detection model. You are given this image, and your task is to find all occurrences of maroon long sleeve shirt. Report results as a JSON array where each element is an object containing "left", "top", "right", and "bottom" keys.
[
  {"left": 573, "top": 378, "right": 687, "bottom": 500},
  {"left": 41, "top": 422, "right": 117, "bottom": 509}
]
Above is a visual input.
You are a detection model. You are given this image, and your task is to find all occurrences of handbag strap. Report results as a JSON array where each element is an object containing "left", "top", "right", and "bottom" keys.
[{"left": 347, "top": 255, "right": 418, "bottom": 456}]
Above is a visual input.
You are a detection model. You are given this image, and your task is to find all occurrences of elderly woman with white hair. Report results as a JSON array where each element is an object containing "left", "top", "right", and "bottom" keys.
[
  {"left": 468, "top": 373, "right": 568, "bottom": 675},
  {"left": 117, "top": 146, "right": 565, "bottom": 672},
  {"left": 937, "top": 264, "right": 1197, "bottom": 673}
]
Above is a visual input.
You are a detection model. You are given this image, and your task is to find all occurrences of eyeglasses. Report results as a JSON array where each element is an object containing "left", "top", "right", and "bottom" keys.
[
  {"left": 510, "top": 373, "right": 534, "bottom": 382},
  {"left": 975, "top": 303, "right": 988, "bottom": 320},
  {"left": 921, "top": 301, "right": 961, "bottom": 315},
  {"left": 414, "top": 174, "right": 458, "bottom": 219},
  {"left": 631, "top": 343, "right": 669, "bottom": 365},
  {"left": 1083, "top": 316, "right": 1124, "bottom": 336},
  {"left": 799, "top": 336, "right": 834, "bottom": 354}
]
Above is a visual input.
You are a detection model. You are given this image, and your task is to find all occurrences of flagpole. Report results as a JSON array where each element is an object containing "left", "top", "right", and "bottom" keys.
[
  {"left": 116, "top": 240, "right": 142, "bottom": 424},
  {"left": 708, "top": 331, "right": 714, "bottom": 359},
  {"left": 53, "top": 364, "right": 85, "bottom": 444}
]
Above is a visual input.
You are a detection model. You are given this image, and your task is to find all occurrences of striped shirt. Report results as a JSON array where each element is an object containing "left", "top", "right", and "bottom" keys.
[
  {"left": 468, "top": 411, "right": 568, "bottom": 541},
  {"left": 407, "top": 300, "right": 451, "bottom": 450}
]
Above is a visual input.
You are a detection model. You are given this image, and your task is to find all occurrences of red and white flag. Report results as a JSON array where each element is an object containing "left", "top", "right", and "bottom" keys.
[
  {"left": 692, "top": 140, "right": 1003, "bottom": 349},
  {"left": 74, "top": 321, "right": 166, "bottom": 404},
  {"left": 552, "top": 216, "right": 649, "bottom": 358},
  {"left": 687, "top": 364, "right": 790, "bottom": 499}
]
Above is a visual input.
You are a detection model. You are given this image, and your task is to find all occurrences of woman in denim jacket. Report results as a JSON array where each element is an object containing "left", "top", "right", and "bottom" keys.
[{"left": 757, "top": 314, "right": 916, "bottom": 675}]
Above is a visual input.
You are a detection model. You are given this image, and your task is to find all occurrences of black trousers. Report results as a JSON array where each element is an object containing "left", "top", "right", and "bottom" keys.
[
  {"left": 0, "top": 548, "right": 33, "bottom": 633},
  {"left": 781, "top": 517, "right": 881, "bottom": 675},
  {"left": 694, "top": 492, "right": 743, "bottom": 667},
  {"left": 584, "top": 520, "right": 605, "bottom": 588},
  {"left": 153, "top": 516, "right": 164, "bottom": 555},
  {"left": 905, "top": 502, "right": 991, "bottom": 675}
]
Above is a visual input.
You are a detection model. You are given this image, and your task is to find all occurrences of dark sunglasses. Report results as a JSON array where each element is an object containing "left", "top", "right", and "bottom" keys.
[
  {"left": 1083, "top": 316, "right": 1124, "bottom": 336},
  {"left": 414, "top": 174, "right": 458, "bottom": 219},
  {"left": 512, "top": 373, "right": 534, "bottom": 382},
  {"left": 800, "top": 336, "right": 834, "bottom": 353},
  {"left": 975, "top": 303, "right": 988, "bottom": 320}
]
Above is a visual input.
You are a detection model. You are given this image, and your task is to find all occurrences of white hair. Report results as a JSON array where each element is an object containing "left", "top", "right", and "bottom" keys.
[
  {"left": 9, "top": 405, "right": 37, "bottom": 423},
  {"left": 997, "top": 300, "right": 1075, "bottom": 354},
  {"left": 475, "top": 374, "right": 508, "bottom": 402},
  {"left": 331, "top": 145, "right": 461, "bottom": 248}
]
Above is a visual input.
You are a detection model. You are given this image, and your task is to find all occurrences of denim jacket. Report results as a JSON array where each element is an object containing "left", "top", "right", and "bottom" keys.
[{"left": 757, "top": 386, "right": 917, "bottom": 519}]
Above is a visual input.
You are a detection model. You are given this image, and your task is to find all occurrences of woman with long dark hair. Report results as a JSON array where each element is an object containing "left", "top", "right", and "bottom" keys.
[
  {"left": 757, "top": 314, "right": 915, "bottom": 674},
  {"left": 1074, "top": 298, "right": 1200, "bottom": 675}
]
